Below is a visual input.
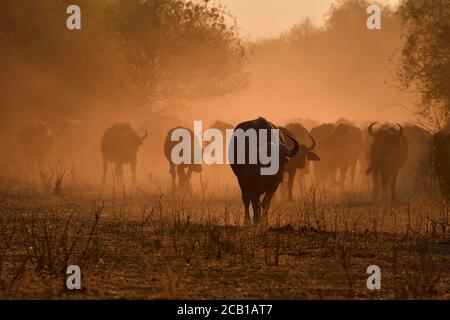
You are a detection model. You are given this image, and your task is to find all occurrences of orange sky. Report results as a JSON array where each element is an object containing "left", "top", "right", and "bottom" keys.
[{"left": 218, "top": 0, "right": 401, "bottom": 39}]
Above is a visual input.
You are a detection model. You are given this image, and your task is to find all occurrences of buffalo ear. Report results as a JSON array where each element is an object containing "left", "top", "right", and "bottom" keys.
[{"left": 307, "top": 152, "right": 320, "bottom": 161}]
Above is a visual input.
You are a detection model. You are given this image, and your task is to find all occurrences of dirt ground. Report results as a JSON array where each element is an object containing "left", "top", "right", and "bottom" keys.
[{"left": 0, "top": 181, "right": 449, "bottom": 300}]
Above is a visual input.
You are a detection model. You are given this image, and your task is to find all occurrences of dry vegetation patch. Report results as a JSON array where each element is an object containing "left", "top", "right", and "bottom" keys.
[{"left": 0, "top": 185, "right": 448, "bottom": 299}]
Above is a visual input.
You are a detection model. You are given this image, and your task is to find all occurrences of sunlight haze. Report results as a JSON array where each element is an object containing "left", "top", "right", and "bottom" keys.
[{"left": 219, "top": 0, "right": 402, "bottom": 39}]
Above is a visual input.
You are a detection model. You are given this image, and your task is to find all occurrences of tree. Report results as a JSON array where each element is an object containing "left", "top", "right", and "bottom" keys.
[
  {"left": 0, "top": 0, "right": 247, "bottom": 131},
  {"left": 398, "top": 0, "right": 450, "bottom": 129},
  {"left": 111, "top": 0, "right": 247, "bottom": 109},
  {"left": 398, "top": 0, "right": 450, "bottom": 200},
  {"left": 246, "top": 0, "right": 402, "bottom": 122}
]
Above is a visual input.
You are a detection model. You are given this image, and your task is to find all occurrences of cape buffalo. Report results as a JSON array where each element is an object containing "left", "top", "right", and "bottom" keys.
[
  {"left": 137, "top": 115, "right": 181, "bottom": 180},
  {"left": 399, "top": 125, "right": 432, "bottom": 192},
  {"left": 229, "top": 117, "right": 300, "bottom": 226},
  {"left": 366, "top": 122, "right": 408, "bottom": 202},
  {"left": 360, "top": 122, "right": 373, "bottom": 182},
  {"left": 20, "top": 122, "right": 55, "bottom": 171},
  {"left": 280, "top": 123, "right": 319, "bottom": 201},
  {"left": 310, "top": 123, "right": 337, "bottom": 187},
  {"left": 205, "top": 120, "right": 234, "bottom": 163},
  {"left": 203, "top": 120, "right": 235, "bottom": 193},
  {"left": 208, "top": 120, "right": 234, "bottom": 133},
  {"left": 55, "top": 119, "right": 88, "bottom": 171},
  {"left": 101, "top": 123, "right": 147, "bottom": 185},
  {"left": 164, "top": 126, "right": 202, "bottom": 193},
  {"left": 330, "top": 123, "right": 363, "bottom": 190}
]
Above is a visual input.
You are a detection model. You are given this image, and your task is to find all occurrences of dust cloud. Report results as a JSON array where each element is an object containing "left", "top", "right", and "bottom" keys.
[{"left": 0, "top": 0, "right": 415, "bottom": 186}]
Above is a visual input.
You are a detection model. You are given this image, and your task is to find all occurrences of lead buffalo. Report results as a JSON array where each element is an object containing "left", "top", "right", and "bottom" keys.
[
  {"left": 164, "top": 126, "right": 202, "bottom": 193},
  {"left": 229, "top": 117, "right": 301, "bottom": 226},
  {"left": 101, "top": 123, "right": 147, "bottom": 185},
  {"left": 280, "top": 123, "right": 319, "bottom": 201},
  {"left": 366, "top": 122, "right": 408, "bottom": 202}
]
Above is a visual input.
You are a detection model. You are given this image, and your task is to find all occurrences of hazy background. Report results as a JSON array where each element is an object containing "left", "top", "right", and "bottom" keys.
[
  {"left": 194, "top": 0, "right": 412, "bottom": 126},
  {"left": 0, "top": 0, "right": 419, "bottom": 183},
  {"left": 219, "top": 0, "right": 401, "bottom": 38}
]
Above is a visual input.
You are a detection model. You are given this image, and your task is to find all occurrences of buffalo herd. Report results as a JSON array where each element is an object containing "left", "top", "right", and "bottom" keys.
[
  {"left": 101, "top": 123, "right": 147, "bottom": 185},
  {"left": 164, "top": 126, "right": 202, "bottom": 193},
  {"left": 18, "top": 117, "right": 450, "bottom": 226}
]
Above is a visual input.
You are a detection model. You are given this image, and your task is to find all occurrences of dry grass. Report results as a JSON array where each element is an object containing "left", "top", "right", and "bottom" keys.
[{"left": 0, "top": 173, "right": 448, "bottom": 299}]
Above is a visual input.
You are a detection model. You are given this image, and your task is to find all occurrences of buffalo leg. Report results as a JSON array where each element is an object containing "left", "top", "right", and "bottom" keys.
[
  {"left": 323, "top": 167, "right": 332, "bottom": 188},
  {"left": 371, "top": 171, "right": 380, "bottom": 201},
  {"left": 186, "top": 166, "right": 193, "bottom": 192},
  {"left": 251, "top": 198, "right": 261, "bottom": 226},
  {"left": 177, "top": 166, "right": 187, "bottom": 192},
  {"left": 130, "top": 157, "right": 137, "bottom": 185},
  {"left": 114, "top": 163, "right": 124, "bottom": 186},
  {"left": 101, "top": 158, "right": 108, "bottom": 185},
  {"left": 339, "top": 166, "right": 348, "bottom": 191},
  {"left": 242, "top": 194, "right": 251, "bottom": 226},
  {"left": 319, "top": 167, "right": 327, "bottom": 188},
  {"left": 287, "top": 169, "right": 297, "bottom": 202},
  {"left": 169, "top": 164, "right": 176, "bottom": 192},
  {"left": 297, "top": 170, "right": 306, "bottom": 191},
  {"left": 350, "top": 162, "right": 356, "bottom": 189},
  {"left": 317, "top": 165, "right": 327, "bottom": 188},
  {"left": 262, "top": 185, "right": 278, "bottom": 225},
  {"left": 391, "top": 171, "right": 399, "bottom": 203},
  {"left": 380, "top": 170, "right": 390, "bottom": 202},
  {"left": 313, "top": 163, "right": 322, "bottom": 186}
]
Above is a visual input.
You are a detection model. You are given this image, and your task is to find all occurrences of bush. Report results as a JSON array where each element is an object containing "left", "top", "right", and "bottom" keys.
[{"left": 433, "top": 129, "right": 450, "bottom": 200}]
